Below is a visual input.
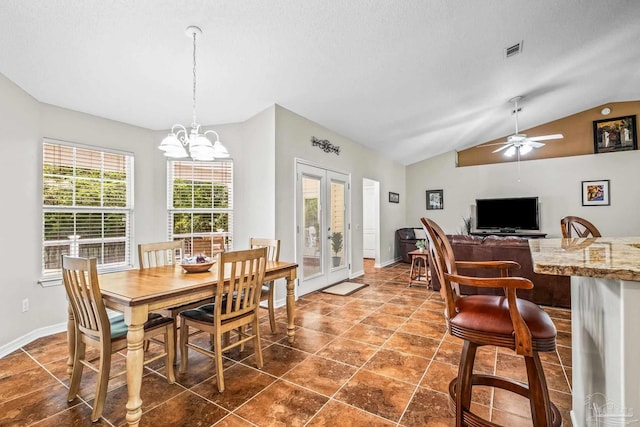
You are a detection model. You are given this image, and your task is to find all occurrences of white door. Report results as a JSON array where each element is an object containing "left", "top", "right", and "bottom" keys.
[
  {"left": 362, "top": 179, "right": 378, "bottom": 259},
  {"left": 296, "top": 162, "right": 350, "bottom": 296}
]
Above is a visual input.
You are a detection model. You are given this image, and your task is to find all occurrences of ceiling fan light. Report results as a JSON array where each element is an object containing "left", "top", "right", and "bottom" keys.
[
  {"left": 504, "top": 146, "right": 516, "bottom": 157},
  {"left": 519, "top": 144, "right": 533, "bottom": 155}
]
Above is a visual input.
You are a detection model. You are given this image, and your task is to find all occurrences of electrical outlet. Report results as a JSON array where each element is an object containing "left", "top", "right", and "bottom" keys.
[{"left": 22, "top": 298, "right": 29, "bottom": 312}]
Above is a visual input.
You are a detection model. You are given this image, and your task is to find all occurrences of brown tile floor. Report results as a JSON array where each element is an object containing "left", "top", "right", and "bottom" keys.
[{"left": 0, "top": 261, "right": 572, "bottom": 426}]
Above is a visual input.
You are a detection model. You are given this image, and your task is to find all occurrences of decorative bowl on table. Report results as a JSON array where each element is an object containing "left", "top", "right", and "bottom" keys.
[{"left": 180, "top": 255, "right": 215, "bottom": 273}]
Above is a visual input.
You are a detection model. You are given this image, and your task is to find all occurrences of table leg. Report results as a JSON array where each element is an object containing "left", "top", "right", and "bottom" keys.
[
  {"left": 66, "top": 304, "right": 75, "bottom": 375},
  {"left": 286, "top": 274, "right": 296, "bottom": 343},
  {"left": 124, "top": 307, "right": 148, "bottom": 427}
]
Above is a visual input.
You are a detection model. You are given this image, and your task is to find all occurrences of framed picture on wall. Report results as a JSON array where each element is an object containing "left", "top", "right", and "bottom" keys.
[
  {"left": 426, "top": 189, "right": 444, "bottom": 210},
  {"left": 388, "top": 192, "right": 399, "bottom": 203},
  {"left": 593, "top": 115, "right": 637, "bottom": 154},
  {"left": 581, "top": 179, "right": 610, "bottom": 206}
]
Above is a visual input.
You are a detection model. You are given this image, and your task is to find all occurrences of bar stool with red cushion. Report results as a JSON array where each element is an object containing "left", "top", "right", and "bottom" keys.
[{"left": 421, "top": 217, "right": 561, "bottom": 427}]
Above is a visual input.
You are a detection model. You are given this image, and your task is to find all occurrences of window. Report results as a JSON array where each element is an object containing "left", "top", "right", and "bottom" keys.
[
  {"left": 42, "top": 140, "right": 133, "bottom": 280},
  {"left": 168, "top": 160, "right": 233, "bottom": 257}
]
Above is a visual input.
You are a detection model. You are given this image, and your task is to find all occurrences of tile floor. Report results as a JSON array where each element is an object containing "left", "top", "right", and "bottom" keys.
[{"left": 0, "top": 261, "right": 572, "bottom": 426}]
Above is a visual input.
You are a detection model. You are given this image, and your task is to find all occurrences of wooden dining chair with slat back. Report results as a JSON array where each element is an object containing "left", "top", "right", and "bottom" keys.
[
  {"left": 560, "top": 215, "right": 602, "bottom": 238},
  {"left": 249, "top": 238, "right": 281, "bottom": 333},
  {"left": 62, "top": 256, "right": 175, "bottom": 422},
  {"left": 421, "top": 218, "right": 561, "bottom": 427},
  {"left": 138, "top": 241, "right": 214, "bottom": 360},
  {"left": 179, "top": 247, "right": 268, "bottom": 392}
]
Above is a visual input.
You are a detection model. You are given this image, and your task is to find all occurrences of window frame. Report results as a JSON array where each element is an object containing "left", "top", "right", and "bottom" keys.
[
  {"left": 40, "top": 138, "right": 134, "bottom": 286},
  {"left": 167, "top": 160, "right": 234, "bottom": 257}
]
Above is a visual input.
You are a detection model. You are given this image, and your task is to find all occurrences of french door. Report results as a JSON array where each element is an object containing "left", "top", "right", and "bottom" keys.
[{"left": 296, "top": 162, "right": 350, "bottom": 295}]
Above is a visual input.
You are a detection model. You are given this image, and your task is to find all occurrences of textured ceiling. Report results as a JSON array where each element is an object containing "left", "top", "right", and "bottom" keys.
[{"left": 1, "top": 0, "right": 640, "bottom": 165}]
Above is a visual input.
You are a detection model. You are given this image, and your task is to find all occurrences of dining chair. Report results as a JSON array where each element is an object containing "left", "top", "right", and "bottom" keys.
[
  {"left": 421, "top": 218, "right": 561, "bottom": 427},
  {"left": 249, "top": 237, "right": 281, "bottom": 333},
  {"left": 179, "top": 247, "right": 267, "bottom": 392},
  {"left": 560, "top": 215, "right": 602, "bottom": 238},
  {"left": 62, "top": 256, "right": 175, "bottom": 422},
  {"left": 138, "top": 241, "right": 215, "bottom": 360}
]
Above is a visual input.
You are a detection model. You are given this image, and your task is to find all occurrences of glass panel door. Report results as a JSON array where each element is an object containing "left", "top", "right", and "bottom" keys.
[
  {"left": 302, "top": 174, "right": 322, "bottom": 279},
  {"left": 297, "top": 163, "right": 349, "bottom": 296}
]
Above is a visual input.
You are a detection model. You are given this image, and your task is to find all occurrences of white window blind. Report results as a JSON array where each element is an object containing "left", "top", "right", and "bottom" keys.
[
  {"left": 167, "top": 160, "right": 233, "bottom": 257},
  {"left": 42, "top": 140, "right": 133, "bottom": 278}
]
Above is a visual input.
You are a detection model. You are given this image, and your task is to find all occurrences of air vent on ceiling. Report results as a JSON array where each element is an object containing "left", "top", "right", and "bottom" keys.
[{"left": 505, "top": 41, "right": 523, "bottom": 58}]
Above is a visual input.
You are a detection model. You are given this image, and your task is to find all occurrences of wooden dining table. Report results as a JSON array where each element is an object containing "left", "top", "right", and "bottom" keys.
[{"left": 66, "top": 260, "right": 297, "bottom": 426}]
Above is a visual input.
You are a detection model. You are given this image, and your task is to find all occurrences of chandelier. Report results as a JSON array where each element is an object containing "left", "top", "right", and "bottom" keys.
[{"left": 159, "top": 26, "right": 229, "bottom": 161}]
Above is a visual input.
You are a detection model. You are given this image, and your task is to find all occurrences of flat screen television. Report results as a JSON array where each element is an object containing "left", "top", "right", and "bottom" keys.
[{"left": 475, "top": 197, "right": 539, "bottom": 231}]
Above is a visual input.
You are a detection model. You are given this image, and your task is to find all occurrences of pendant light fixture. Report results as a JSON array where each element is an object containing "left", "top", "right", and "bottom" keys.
[{"left": 158, "top": 26, "right": 229, "bottom": 161}]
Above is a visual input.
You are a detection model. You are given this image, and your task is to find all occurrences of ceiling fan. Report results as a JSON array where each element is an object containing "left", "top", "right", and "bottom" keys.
[{"left": 486, "top": 96, "right": 563, "bottom": 157}]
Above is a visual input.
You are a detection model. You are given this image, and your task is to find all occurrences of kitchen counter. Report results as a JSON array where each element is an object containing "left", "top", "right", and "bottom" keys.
[
  {"left": 529, "top": 237, "right": 640, "bottom": 426},
  {"left": 529, "top": 237, "right": 640, "bottom": 281}
]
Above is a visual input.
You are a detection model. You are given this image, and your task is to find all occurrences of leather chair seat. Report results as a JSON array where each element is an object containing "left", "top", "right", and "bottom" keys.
[
  {"left": 110, "top": 313, "right": 174, "bottom": 340},
  {"left": 450, "top": 295, "right": 556, "bottom": 351}
]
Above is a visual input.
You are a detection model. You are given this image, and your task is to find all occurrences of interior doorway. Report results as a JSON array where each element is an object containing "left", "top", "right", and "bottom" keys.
[
  {"left": 362, "top": 178, "right": 380, "bottom": 267},
  {"left": 296, "top": 162, "right": 350, "bottom": 296}
]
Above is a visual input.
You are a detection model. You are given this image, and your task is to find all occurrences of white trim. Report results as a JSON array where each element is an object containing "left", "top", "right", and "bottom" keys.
[{"left": 0, "top": 322, "right": 67, "bottom": 358}]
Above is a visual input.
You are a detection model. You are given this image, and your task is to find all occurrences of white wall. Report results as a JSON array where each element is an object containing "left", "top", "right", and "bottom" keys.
[
  {"left": 406, "top": 150, "right": 640, "bottom": 237},
  {"left": 0, "top": 73, "right": 165, "bottom": 348},
  {"left": 235, "top": 106, "right": 276, "bottom": 247}
]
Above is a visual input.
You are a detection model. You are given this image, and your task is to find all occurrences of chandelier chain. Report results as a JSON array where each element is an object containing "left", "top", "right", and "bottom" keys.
[{"left": 192, "top": 30, "right": 197, "bottom": 127}]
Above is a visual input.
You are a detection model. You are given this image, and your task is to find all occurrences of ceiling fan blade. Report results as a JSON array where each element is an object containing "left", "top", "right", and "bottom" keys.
[
  {"left": 528, "top": 133, "right": 563, "bottom": 142},
  {"left": 492, "top": 144, "right": 513, "bottom": 153},
  {"left": 478, "top": 140, "right": 509, "bottom": 148},
  {"left": 528, "top": 141, "right": 545, "bottom": 148}
]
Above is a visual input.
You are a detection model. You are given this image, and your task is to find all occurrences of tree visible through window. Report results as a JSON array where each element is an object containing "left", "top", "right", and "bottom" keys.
[
  {"left": 42, "top": 141, "right": 133, "bottom": 277},
  {"left": 168, "top": 161, "right": 233, "bottom": 257}
]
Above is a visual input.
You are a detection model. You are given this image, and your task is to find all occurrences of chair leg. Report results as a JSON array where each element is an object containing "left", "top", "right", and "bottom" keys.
[
  {"left": 455, "top": 341, "right": 476, "bottom": 427},
  {"left": 525, "top": 353, "right": 554, "bottom": 427},
  {"left": 67, "top": 341, "right": 85, "bottom": 401},
  {"left": 165, "top": 324, "right": 175, "bottom": 383},
  {"left": 179, "top": 319, "right": 189, "bottom": 374},
  {"left": 214, "top": 330, "right": 225, "bottom": 392},
  {"left": 253, "top": 316, "right": 263, "bottom": 369},
  {"left": 267, "top": 282, "right": 277, "bottom": 333},
  {"left": 91, "top": 349, "right": 112, "bottom": 422}
]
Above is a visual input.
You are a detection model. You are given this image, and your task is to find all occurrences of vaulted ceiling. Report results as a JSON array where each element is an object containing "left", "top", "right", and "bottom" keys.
[{"left": 1, "top": 0, "right": 639, "bottom": 165}]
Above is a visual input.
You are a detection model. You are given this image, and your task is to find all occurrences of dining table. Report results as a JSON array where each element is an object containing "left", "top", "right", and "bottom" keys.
[{"left": 66, "top": 259, "right": 298, "bottom": 426}]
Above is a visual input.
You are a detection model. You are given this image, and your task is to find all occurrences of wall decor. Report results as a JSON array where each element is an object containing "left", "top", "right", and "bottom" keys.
[
  {"left": 311, "top": 136, "right": 340, "bottom": 155},
  {"left": 593, "top": 115, "right": 637, "bottom": 153},
  {"left": 388, "top": 192, "right": 399, "bottom": 203},
  {"left": 426, "top": 189, "right": 444, "bottom": 210},
  {"left": 582, "top": 179, "right": 610, "bottom": 206}
]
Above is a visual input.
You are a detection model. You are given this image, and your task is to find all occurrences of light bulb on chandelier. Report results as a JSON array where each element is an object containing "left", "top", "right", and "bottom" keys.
[{"left": 159, "top": 26, "right": 229, "bottom": 161}]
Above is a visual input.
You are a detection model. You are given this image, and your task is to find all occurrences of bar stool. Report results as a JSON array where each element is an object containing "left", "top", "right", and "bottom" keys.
[
  {"left": 421, "top": 218, "right": 561, "bottom": 427},
  {"left": 408, "top": 249, "right": 430, "bottom": 287}
]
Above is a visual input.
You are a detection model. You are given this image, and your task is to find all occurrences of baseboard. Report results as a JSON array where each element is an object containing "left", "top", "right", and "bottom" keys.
[
  {"left": 0, "top": 322, "right": 67, "bottom": 358},
  {"left": 377, "top": 257, "right": 401, "bottom": 268}
]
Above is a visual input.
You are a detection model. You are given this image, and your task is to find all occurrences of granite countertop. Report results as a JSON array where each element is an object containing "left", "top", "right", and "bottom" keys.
[{"left": 529, "top": 237, "right": 640, "bottom": 281}]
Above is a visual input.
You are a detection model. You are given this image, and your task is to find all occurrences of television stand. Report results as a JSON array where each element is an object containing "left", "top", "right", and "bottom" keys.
[{"left": 470, "top": 231, "right": 547, "bottom": 238}]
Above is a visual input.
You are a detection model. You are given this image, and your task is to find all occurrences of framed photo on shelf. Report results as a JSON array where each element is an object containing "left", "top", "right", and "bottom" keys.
[
  {"left": 426, "top": 189, "right": 444, "bottom": 210},
  {"left": 388, "top": 192, "right": 399, "bottom": 203},
  {"left": 593, "top": 115, "right": 637, "bottom": 154},
  {"left": 582, "top": 179, "right": 610, "bottom": 206}
]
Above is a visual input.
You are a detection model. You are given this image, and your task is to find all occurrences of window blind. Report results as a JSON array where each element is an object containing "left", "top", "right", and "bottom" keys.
[
  {"left": 42, "top": 140, "right": 133, "bottom": 278},
  {"left": 167, "top": 160, "right": 233, "bottom": 257}
]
